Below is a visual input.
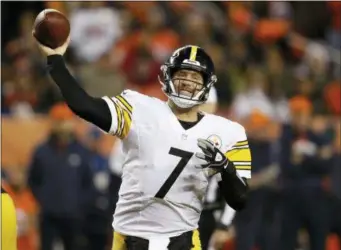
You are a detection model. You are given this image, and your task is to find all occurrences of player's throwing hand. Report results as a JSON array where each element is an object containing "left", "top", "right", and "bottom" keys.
[{"left": 32, "top": 31, "right": 70, "bottom": 56}]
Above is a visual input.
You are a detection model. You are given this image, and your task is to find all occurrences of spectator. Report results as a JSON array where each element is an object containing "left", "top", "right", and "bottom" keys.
[
  {"left": 279, "top": 100, "right": 334, "bottom": 250},
  {"left": 69, "top": 2, "right": 122, "bottom": 63},
  {"left": 229, "top": 67, "right": 282, "bottom": 250},
  {"left": 330, "top": 120, "right": 341, "bottom": 242},
  {"left": 27, "top": 103, "right": 93, "bottom": 250},
  {"left": 82, "top": 127, "right": 120, "bottom": 250}
]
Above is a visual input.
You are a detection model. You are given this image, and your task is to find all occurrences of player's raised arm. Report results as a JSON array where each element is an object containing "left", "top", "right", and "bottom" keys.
[
  {"left": 31, "top": 9, "right": 128, "bottom": 136},
  {"left": 33, "top": 37, "right": 129, "bottom": 136},
  {"left": 47, "top": 53, "right": 112, "bottom": 132}
]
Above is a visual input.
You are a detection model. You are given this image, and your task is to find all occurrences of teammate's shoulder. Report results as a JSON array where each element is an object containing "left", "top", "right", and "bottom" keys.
[{"left": 204, "top": 113, "right": 246, "bottom": 133}]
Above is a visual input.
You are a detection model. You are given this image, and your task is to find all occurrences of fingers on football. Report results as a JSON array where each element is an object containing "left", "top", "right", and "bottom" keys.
[
  {"left": 59, "top": 35, "right": 71, "bottom": 51},
  {"left": 32, "top": 32, "right": 54, "bottom": 55},
  {"left": 65, "top": 35, "right": 71, "bottom": 45},
  {"left": 54, "top": 36, "right": 70, "bottom": 55}
]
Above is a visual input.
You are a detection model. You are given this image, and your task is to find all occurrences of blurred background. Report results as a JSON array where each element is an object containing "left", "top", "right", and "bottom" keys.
[{"left": 1, "top": 1, "right": 340, "bottom": 250}]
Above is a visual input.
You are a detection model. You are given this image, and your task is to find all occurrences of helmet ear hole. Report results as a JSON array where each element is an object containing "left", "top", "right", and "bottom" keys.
[
  {"left": 158, "top": 70, "right": 166, "bottom": 83},
  {"left": 159, "top": 65, "right": 173, "bottom": 94},
  {"left": 168, "top": 67, "right": 177, "bottom": 79}
]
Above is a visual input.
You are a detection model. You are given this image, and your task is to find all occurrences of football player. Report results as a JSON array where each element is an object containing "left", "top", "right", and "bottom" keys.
[
  {"left": 34, "top": 36, "right": 252, "bottom": 250},
  {"left": 1, "top": 185, "right": 18, "bottom": 250},
  {"left": 109, "top": 86, "right": 221, "bottom": 250},
  {"left": 109, "top": 86, "right": 218, "bottom": 176}
]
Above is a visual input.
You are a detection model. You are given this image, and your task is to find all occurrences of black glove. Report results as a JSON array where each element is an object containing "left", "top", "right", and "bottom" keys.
[
  {"left": 195, "top": 138, "right": 236, "bottom": 175},
  {"left": 196, "top": 139, "right": 249, "bottom": 210}
]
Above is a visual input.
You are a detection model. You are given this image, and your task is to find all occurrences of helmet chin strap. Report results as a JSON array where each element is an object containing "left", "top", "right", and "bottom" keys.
[{"left": 169, "top": 95, "right": 201, "bottom": 109}]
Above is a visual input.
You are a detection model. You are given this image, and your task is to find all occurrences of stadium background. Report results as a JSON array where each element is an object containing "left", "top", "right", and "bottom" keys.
[{"left": 1, "top": 1, "right": 340, "bottom": 250}]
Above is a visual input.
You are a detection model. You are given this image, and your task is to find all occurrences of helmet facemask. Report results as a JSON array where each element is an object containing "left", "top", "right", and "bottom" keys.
[{"left": 159, "top": 65, "right": 217, "bottom": 109}]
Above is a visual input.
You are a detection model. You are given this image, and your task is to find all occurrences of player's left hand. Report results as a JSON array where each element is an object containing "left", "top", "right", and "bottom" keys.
[{"left": 196, "top": 138, "right": 235, "bottom": 174}]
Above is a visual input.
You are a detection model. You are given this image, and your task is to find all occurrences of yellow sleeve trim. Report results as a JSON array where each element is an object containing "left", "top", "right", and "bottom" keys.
[
  {"left": 120, "top": 108, "right": 132, "bottom": 139},
  {"left": 116, "top": 95, "right": 133, "bottom": 114},
  {"left": 225, "top": 148, "right": 251, "bottom": 162},
  {"left": 225, "top": 140, "right": 252, "bottom": 171},
  {"left": 235, "top": 165, "right": 252, "bottom": 170},
  {"left": 234, "top": 140, "right": 248, "bottom": 147},
  {"left": 109, "top": 98, "right": 133, "bottom": 139}
]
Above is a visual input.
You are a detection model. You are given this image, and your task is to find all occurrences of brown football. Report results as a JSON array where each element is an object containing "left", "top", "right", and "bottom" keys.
[{"left": 33, "top": 9, "right": 70, "bottom": 49}]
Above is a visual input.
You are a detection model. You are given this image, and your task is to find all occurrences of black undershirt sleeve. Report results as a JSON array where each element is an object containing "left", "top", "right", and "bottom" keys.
[
  {"left": 218, "top": 162, "right": 249, "bottom": 211},
  {"left": 47, "top": 55, "right": 112, "bottom": 132}
]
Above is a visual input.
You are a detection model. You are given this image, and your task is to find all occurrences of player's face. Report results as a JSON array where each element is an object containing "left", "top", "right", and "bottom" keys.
[{"left": 172, "top": 69, "right": 204, "bottom": 98}]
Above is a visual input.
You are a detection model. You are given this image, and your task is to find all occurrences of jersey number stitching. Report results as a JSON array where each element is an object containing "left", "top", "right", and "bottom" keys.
[{"left": 154, "top": 147, "right": 193, "bottom": 199}]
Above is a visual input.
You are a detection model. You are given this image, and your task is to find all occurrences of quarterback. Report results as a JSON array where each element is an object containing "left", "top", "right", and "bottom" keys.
[{"left": 35, "top": 36, "right": 252, "bottom": 250}]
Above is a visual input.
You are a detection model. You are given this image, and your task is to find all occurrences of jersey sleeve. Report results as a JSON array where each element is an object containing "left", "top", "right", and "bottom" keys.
[
  {"left": 102, "top": 90, "right": 135, "bottom": 139},
  {"left": 225, "top": 125, "right": 252, "bottom": 179}
]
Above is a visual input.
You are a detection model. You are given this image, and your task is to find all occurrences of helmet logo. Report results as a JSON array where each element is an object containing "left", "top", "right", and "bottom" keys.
[{"left": 183, "top": 59, "right": 201, "bottom": 66}]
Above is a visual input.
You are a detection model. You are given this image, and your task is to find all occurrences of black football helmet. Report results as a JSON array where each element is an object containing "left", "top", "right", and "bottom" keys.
[{"left": 159, "top": 45, "right": 217, "bottom": 108}]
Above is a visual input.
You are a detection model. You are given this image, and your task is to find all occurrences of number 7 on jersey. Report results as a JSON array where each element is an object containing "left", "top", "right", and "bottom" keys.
[{"left": 154, "top": 147, "right": 193, "bottom": 199}]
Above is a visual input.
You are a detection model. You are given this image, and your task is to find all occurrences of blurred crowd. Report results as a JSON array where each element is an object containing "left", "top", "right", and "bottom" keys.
[{"left": 1, "top": 1, "right": 340, "bottom": 250}]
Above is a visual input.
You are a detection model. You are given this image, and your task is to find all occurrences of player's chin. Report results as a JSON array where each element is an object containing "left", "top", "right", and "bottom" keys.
[{"left": 178, "top": 91, "right": 194, "bottom": 98}]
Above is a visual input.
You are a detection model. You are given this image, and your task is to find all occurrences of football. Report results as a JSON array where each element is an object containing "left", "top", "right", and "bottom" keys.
[{"left": 32, "top": 9, "right": 70, "bottom": 49}]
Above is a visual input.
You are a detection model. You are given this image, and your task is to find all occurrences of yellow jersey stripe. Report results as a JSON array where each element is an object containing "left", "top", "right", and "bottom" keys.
[
  {"left": 189, "top": 46, "right": 198, "bottom": 61},
  {"left": 114, "top": 101, "right": 124, "bottom": 137},
  {"left": 225, "top": 140, "right": 252, "bottom": 171},
  {"left": 235, "top": 166, "right": 252, "bottom": 170},
  {"left": 229, "top": 145, "right": 249, "bottom": 150},
  {"left": 226, "top": 147, "right": 250, "bottom": 153},
  {"left": 120, "top": 109, "right": 132, "bottom": 139},
  {"left": 116, "top": 95, "right": 133, "bottom": 114},
  {"left": 109, "top": 97, "right": 133, "bottom": 139},
  {"left": 109, "top": 98, "right": 122, "bottom": 136},
  {"left": 225, "top": 148, "right": 252, "bottom": 162},
  {"left": 119, "top": 109, "right": 125, "bottom": 137},
  {"left": 234, "top": 140, "right": 248, "bottom": 146}
]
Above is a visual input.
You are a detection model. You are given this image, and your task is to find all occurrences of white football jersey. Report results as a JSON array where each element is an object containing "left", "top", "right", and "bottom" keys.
[{"left": 102, "top": 90, "right": 251, "bottom": 239}]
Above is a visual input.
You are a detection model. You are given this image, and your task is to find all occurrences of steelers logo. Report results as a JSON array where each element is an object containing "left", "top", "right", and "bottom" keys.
[{"left": 207, "top": 135, "right": 222, "bottom": 149}]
